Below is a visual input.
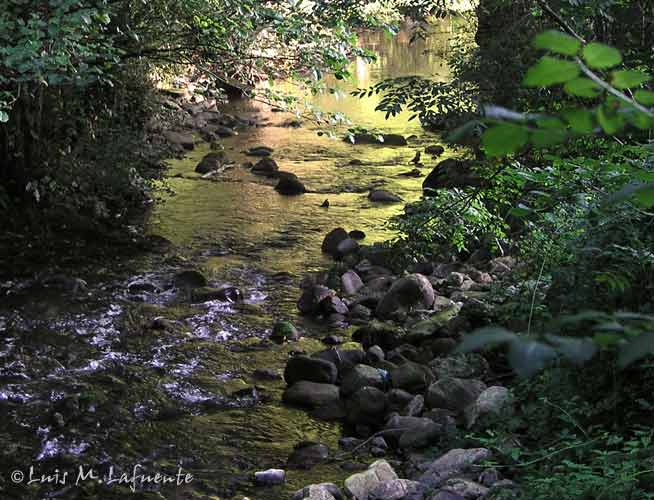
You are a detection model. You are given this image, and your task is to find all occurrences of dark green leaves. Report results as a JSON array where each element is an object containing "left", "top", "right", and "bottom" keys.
[
  {"left": 523, "top": 56, "right": 580, "bottom": 87},
  {"left": 532, "top": 30, "right": 581, "bottom": 56},
  {"left": 562, "top": 109, "right": 595, "bottom": 134},
  {"left": 481, "top": 123, "right": 529, "bottom": 157},
  {"left": 634, "top": 90, "right": 654, "bottom": 106},
  {"left": 582, "top": 43, "right": 622, "bottom": 69},
  {"left": 564, "top": 78, "right": 601, "bottom": 98},
  {"left": 611, "top": 70, "right": 650, "bottom": 89}
]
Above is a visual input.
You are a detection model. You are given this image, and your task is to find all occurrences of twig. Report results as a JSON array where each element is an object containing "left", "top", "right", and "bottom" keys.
[
  {"left": 535, "top": 0, "right": 586, "bottom": 44},
  {"left": 527, "top": 257, "right": 546, "bottom": 336}
]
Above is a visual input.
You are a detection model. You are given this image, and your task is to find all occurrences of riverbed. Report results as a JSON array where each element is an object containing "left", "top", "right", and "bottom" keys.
[{"left": 0, "top": 20, "right": 469, "bottom": 500}]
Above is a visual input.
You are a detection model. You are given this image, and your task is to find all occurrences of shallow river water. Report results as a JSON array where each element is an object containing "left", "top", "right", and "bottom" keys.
[{"left": 0, "top": 21, "right": 468, "bottom": 500}]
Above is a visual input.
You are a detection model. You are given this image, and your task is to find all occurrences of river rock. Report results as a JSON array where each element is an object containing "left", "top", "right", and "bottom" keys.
[
  {"left": 419, "top": 448, "right": 493, "bottom": 490},
  {"left": 403, "top": 394, "right": 425, "bottom": 417},
  {"left": 285, "top": 355, "right": 338, "bottom": 385},
  {"left": 313, "top": 349, "right": 366, "bottom": 376},
  {"left": 163, "top": 130, "right": 195, "bottom": 150},
  {"left": 336, "top": 238, "right": 360, "bottom": 259},
  {"left": 254, "top": 469, "right": 285, "bottom": 485},
  {"left": 344, "top": 460, "right": 399, "bottom": 500},
  {"left": 174, "top": 269, "right": 208, "bottom": 289},
  {"left": 353, "top": 321, "right": 403, "bottom": 351},
  {"left": 390, "top": 362, "right": 434, "bottom": 393},
  {"left": 287, "top": 442, "right": 330, "bottom": 469},
  {"left": 366, "top": 345, "right": 385, "bottom": 364},
  {"left": 398, "top": 168, "right": 423, "bottom": 177},
  {"left": 320, "top": 295, "right": 349, "bottom": 316},
  {"left": 293, "top": 483, "right": 343, "bottom": 500},
  {"left": 345, "top": 386, "right": 387, "bottom": 425},
  {"left": 342, "top": 270, "right": 364, "bottom": 296},
  {"left": 369, "top": 479, "right": 424, "bottom": 500},
  {"left": 441, "top": 478, "right": 489, "bottom": 499},
  {"left": 426, "top": 378, "right": 487, "bottom": 413},
  {"left": 298, "top": 285, "right": 335, "bottom": 315},
  {"left": 464, "top": 386, "right": 514, "bottom": 429},
  {"left": 322, "top": 228, "right": 349, "bottom": 257},
  {"left": 387, "top": 389, "right": 414, "bottom": 412},
  {"left": 350, "top": 304, "right": 372, "bottom": 322},
  {"left": 341, "top": 364, "right": 385, "bottom": 397},
  {"left": 376, "top": 274, "right": 435, "bottom": 319},
  {"left": 422, "top": 159, "right": 483, "bottom": 194},
  {"left": 276, "top": 173, "right": 306, "bottom": 195},
  {"left": 368, "top": 190, "right": 402, "bottom": 203},
  {"left": 214, "top": 125, "right": 236, "bottom": 137},
  {"left": 283, "top": 381, "right": 340, "bottom": 408},
  {"left": 347, "top": 133, "right": 408, "bottom": 146},
  {"left": 384, "top": 415, "right": 442, "bottom": 449},
  {"left": 349, "top": 230, "right": 366, "bottom": 240},
  {"left": 191, "top": 286, "right": 242, "bottom": 302},
  {"left": 252, "top": 158, "right": 279, "bottom": 175},
  {"left": 195, "top": 152, "right": 225, "bottom": 174},
  {"left": 253, "top": 368, "right": 282, "bottom": 380},
  {"left": 425, "top": 144, "right": 445, "bottom": 156},
  {"left": 429, "top": 354, "right": 490, "bottom": 380},
  {"left": 246, "top": 146, "right": 273, "bottom": 157}
]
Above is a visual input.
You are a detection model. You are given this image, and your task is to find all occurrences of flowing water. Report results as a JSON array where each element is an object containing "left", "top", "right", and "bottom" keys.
[{"left": 0, "top": 21, "right": 469, "bottom": 500}]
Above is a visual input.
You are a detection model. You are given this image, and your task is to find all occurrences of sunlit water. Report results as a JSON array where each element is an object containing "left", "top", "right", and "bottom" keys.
[{"left": 0, "top": 21, "right": 469, "bottom": 500}]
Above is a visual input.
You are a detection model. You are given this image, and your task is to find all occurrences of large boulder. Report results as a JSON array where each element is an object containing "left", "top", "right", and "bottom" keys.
[
  {"left": 426, "top": 378, "right": 487, "bottom": 413},
  {"left": 423, "top": 159, "right": 483, "bottom": 194},
  {"left": 322, "top": 228, "right": 349, "bottom": 257},
  {"left": 345, "top": 386, "right": 387, "bottom": 425},
  {"left": 341, "top": 365, "right": 385, "bottom": 397},
  {"left": 376, "top": 274, "right": 435, "bottom": 319},
  {"left": 344, "top": 460, "right": 399, "bottom": 500},
  {"left": 283, "top": 381, "right": 340, "bottom": 408},
  {"left": 284, "top": 355, "right": 338, "bottom": 385},
  {"left": 276, "top": 172, "right": 306, "bottom": 195}
]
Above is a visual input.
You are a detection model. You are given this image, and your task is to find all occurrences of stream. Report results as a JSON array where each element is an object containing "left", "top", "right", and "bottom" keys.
[{"left": 0, "top": 21, "right": 468, "bottom": 500}]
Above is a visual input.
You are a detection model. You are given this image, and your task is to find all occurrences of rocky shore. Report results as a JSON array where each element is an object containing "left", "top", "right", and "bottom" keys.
[{"left": 256, "top": 228, "right": 522, "bottom": 500}]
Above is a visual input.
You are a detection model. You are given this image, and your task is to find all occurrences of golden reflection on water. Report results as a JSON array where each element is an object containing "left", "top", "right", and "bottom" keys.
[{"left": 151, "top": 21, "right": 469, "bottom": 282}]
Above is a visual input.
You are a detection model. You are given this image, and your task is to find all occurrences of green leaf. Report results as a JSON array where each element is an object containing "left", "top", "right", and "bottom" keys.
[
  {"left": 481, "top": 123, "right": 529, "bottom": 157},
  {"left": 454, "top": 327, "right": 517, "bottom": 353},
  {"left": 634, "top": 90, "right": 654, "bottom": 106},
  {"left": 634, "top": 186, "right": 654, "bottom": 208},
  {"left": 0, "top": 110, "right": 8, "bottom": 123},
  {"left": 582, "top": 43, "right": 622, "bottom": 69},
  {"left": 563, "top": 78, "right": 602, "bottom": 98},
  {"left": 523, "top": 56, "right": 580, "bottom": 87},
  {"left": 596, "top": 105, "right": 623, "bottom": 135},
  {"left": 611, "top": 70, "right": 650, "bottom": 89},
  {"left": 532, "top": 30, "right": 581, "bottom": 56},
  {"left": 618, "top": 332, "right": 654, "bottom": 368},
  {"left": 531, "top": 128, "right": 567, "bottom": 148},
  {"left": 562, "top": 109, "right": 595, "bottom": 134}
]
